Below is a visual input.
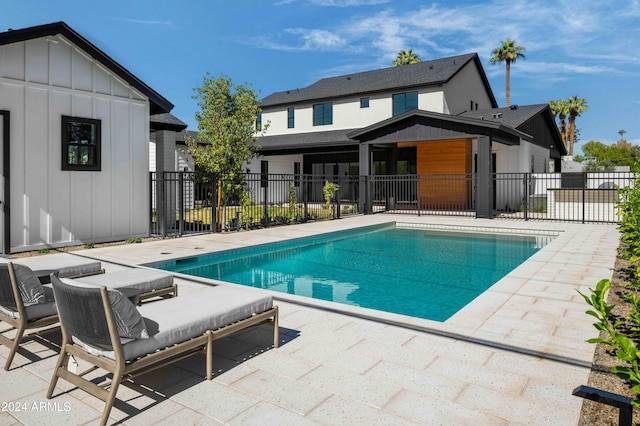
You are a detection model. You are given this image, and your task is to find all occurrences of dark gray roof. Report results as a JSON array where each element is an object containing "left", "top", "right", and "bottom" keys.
[
  {"left": 261, "top": 53, "right": 497, "bottom": 108},
  {"left": 258, "top": 129, "right": 359, "bottom": 151},
  {"left": 458, "top": 104, "right": 548, "bottom": 128},
  {"left": 347, "top": 109, "right": 531, "bottom": 144},
  {"left": 0, "top": 22, "right": 173, "bottom": 114},
  {"left": 150, "top": 113, "right": 188, "bottom": 132}
]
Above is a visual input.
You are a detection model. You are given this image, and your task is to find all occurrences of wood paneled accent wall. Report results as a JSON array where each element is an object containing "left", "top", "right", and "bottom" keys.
[{"left": 399, "top": 139, "right": 472, "bottom": 210}]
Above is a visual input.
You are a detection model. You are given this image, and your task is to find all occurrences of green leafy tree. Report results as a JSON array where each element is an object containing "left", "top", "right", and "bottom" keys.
[
  {"left": 490, "top": 39, "right": 525, "bottom": 107},
  {"left": 186, "top": 74, "right": 269, "bottom": 227},
  {"left": 567, "top": 95, "right": 589, "bottom": 156},
  {"left": 393, "top": 49, "right": 421, "bottom": 66},
  {"left": 579, "top": 140, "right": 639, "bottom": 169}
]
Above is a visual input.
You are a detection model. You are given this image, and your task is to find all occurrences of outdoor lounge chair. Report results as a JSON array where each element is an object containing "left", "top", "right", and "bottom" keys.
[
  {"left": 0, "top": 263, "right": 59, "bottom": 371},
  {"left": 0, "top": 263, "right": 177, "bottom": 370},
  {"left": 0, "top": 253, "right": 104, "bottom": 279},
  {"left": 47, "top": 275, "right": 278, "bottom": 426}
]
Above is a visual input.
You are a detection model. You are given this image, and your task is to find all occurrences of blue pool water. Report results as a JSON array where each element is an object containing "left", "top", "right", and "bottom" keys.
[{"left": 148, "top": 225, "right": 552, "bottom": 321}]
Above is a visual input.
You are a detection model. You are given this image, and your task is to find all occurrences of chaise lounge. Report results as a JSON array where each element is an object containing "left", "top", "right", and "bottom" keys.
[
  {"left": 0, "top": 252, "right": 104, "bottom": 279},
  {"left": 47, "top": 275, "right": 279, "bottom": 426},
  {"left": 0, "top": 262, "right": 177, "bottom": 370}
]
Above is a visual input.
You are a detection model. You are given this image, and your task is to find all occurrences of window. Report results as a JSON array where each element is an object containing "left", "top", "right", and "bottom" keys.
[
  {"left": 61, "top": 116, "right": 101, "bottom": 171},
  {"left": 287, "top": 107, "right": 295, "bottom": 128},
  {"left": 313, "top": 102, "right": 333, "bottom": 126},
  {"left": 256, "top": 113, "right": 262, "bottom": 131},
  {"left": 360, "top": 97, "right": 369, "bottom": 108},
  {"left": 392, "top": 91, "right": 418, "bottom": 116}
]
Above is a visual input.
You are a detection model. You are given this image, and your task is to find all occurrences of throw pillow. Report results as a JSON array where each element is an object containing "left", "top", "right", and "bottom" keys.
[
  {"left": 106, "top": 288, "right": 149, "bottom": 339},
  {"left": 12, "top": 263, "right": 46, "bottom": 306}
]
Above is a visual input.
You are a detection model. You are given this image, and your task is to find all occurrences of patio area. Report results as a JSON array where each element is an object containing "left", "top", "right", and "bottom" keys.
[{"left": 0, "top": 215, "right": 619, "bottom": 425}]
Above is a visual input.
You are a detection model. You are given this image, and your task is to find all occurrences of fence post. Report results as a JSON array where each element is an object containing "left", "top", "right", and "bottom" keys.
[
  {"left": 303, "top": 175, "right": 309, "bottom": 222},
  {"left": 263, "top": 183, "right": 269, "bottom": 227},
  {"left": 416, "top": 175, "right": 421, "bottom": 216},
  {"left": 582, "top": 172, "right": 587, "bottom": 224},
  {"left": 524, "top": 174, "right": 529, "bottom": 221},
  {"left": 158, "top": 172, "right": 166, "bottom": 238},
  {"left": 211, "top": 173, "right": 217, "bottom": 233},
  {"left": 149, "top": 172, "right": 154, "bottom": 236},
  {"left": 178, "top": 172, "right": 184, "bottom": 237}
]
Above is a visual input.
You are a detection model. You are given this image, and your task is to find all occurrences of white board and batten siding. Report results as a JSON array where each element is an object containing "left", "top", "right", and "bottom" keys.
[{"left": 0, "top": 34, "right": 150, "bottom": 252}]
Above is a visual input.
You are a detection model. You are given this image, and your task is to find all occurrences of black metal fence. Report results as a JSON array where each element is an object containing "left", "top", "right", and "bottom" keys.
[{"left": 150, "top": 171, "right": 635, "bottom": 236}]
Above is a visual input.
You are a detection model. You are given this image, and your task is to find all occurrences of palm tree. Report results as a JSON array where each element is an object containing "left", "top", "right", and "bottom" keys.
[
  {"left": 490, "top": 39, "right": 526, "bottom": 107},
  {"left": 393, "top": 49, "right": 421, "bottom": 66},
  {"left": 566, "top": 95, "right": 588, "bottom": 156},
  {"left": 619, "top": 129, "right": 627, "bottom": 142},
  {"left": 549, "top": 99, "right": 570, "bottom": 151}
]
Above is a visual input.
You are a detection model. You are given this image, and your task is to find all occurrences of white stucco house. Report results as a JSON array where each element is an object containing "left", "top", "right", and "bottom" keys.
[
  {"left": 0, "top": 22, "right": 180, "bottom": 253},
  {"left": 250, "top": 53, "right": 565, "bottom": 216}
]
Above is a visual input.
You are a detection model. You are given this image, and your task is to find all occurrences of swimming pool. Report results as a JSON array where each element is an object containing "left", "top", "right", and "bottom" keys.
[
  {"left": 146, "top": 224, "right": 554, "bottom": 321},
  {"left": 147, "top": 224, "right": 554, "bottom": 321}
]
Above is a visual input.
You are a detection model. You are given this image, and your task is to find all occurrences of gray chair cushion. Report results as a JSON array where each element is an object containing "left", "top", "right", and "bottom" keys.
[
  {"left": 75, "top": 269, "right": 173, "bottom": 293},
  {"left": 77, "top": 285, "right": 273, "bottom": 361},
  {"left": 0, "top": 285, "right": 56, "bottom": 320},
  {"left": 0, "top": 254, "right": 102, "bottom": 278}
]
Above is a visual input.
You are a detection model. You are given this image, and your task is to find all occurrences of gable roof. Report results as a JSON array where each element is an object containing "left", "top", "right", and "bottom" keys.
[
  {"left": 260, "top": 53, "right": 497, "bottom": 108},
  {"left": 348, "top": 109, "right": 531, "bottom": 146},
  {"left": 459, "top": 104, "right": 566, "bottom": 155},
  {"left": 458, "top": 104, "right": 548, "bottom": 128},
  {"left": 150, "top": 113, "right": 188, "bottom": 132},
  {"left": 0, "top": 22, "right": 173, "bottom": 115}
]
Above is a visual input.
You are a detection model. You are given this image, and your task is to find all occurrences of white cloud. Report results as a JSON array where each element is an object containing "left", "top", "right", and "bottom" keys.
[
  {"left": 308, "top": 0, "right": 390, "bottom": 5},
  {"left": 285, "top": 28, "right": 347, "bottom": 50},
  {"left": 120, "top": 18, "right": 173, "bottom": 26},
  {"left": 251, "top": 0, "right": 640, "bottom": 77}
]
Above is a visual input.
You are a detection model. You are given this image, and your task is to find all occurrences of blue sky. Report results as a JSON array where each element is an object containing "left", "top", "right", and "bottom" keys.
[{"left": 3, "top": 0, "right": 639, "bottom": 155}]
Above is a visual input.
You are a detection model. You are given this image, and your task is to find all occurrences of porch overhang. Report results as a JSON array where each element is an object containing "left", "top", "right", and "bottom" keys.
[{"left": 347, "top": 109, "right": 531, "bottom": 146}]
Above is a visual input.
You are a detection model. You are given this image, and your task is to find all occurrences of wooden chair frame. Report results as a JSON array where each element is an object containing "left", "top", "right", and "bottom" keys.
[
  {"left": 47, "top": 282, "right": 279, "bottom": 426},
  {"left": 0, "top": 263, "right": 59, "bottom": 370}
]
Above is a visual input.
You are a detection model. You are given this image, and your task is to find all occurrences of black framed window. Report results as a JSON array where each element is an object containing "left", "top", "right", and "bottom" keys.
[
  {"left": 256, "top": 113, "right": 262, "bottom": 131},
  {"left": 313, "top": 102, "right": 333, "bottom": 126},
  {"left": 287, "top": 107, "right": 295, "bottom": 128},
  {"left": 61, "top": 116, "right": 101, "bottom": 171},
  {"left": 392, "top": 91, "right": 418, "bottom": 116},
  {"left": 360, "top": 97, "right": 369, "bottom": 108}
]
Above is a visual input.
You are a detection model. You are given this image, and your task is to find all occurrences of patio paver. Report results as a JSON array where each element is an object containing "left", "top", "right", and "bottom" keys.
[{"left": 0, "top": 215, "right": 618, "bottom": 425}]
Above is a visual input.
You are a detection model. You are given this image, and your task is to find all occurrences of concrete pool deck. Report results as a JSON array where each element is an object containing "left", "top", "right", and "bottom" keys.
[{"left": 0, "top": 215, "right": 619, "bottom": 425}]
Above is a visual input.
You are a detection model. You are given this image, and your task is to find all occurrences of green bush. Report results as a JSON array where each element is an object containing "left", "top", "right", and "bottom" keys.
[{"left": 581, "top": 161, "right": 640, "bottom": 405}]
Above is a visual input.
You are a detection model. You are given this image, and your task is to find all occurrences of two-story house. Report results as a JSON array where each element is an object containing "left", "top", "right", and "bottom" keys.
[{"left": 251, "top": 53, "right": 564, "bottom": 216}]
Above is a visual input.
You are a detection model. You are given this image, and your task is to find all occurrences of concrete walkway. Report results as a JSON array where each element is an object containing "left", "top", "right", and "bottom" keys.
[{"left": 0, "top": 215, "right": 619, "bottom": 425}]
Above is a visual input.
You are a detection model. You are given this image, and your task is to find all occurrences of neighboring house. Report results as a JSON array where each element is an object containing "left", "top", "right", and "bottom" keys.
[
  {"left": 149, "top": 114, "right": 192, "bottom": 174},
  {"left": 0, "top": 22, "right": 180, "bottom": 253},
  {"left": 252, "top": 53, "right": 565, "bottom": 216}
]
